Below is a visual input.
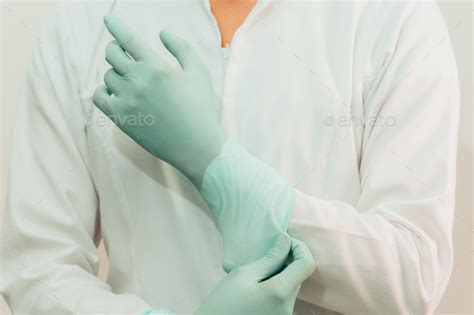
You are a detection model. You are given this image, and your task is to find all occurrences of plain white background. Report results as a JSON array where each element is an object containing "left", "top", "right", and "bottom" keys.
[{"left": 1, "top": 1, "right": 472, "bottom": 313}]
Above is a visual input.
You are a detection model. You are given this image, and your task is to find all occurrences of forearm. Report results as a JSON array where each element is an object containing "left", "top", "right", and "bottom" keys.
[
  {"left": 288, "top": 193, "right": 449, "bottom": 313},
  {"left": 198, "top": 140, "right": 452, "bottom": 313},
  {"left": 199, "top": 139, "right": 296, "bottom": 270}
]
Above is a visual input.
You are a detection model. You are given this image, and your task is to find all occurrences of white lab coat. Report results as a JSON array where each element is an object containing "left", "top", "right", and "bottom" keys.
[{"left": 1, "top": 0, "right": 459, "bottom": 314}]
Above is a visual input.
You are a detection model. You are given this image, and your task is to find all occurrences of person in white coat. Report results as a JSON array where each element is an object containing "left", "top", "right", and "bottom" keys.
[{"left": 1, "top": 0, "right": 459, "bottom": 314}]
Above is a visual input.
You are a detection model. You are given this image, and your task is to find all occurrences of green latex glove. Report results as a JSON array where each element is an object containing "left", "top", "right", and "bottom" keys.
[
  {"left": 93, "top": 14, "right": 226, "bottom": 187},
  {"left": 195, "top": 234, "right": 316, "bottom": 315},
  {"left": 200, "top": 140, "right": 297, "bottom": 272}
]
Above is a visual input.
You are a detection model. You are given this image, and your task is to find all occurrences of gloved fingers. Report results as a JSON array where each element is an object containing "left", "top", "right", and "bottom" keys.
[
  {"left": 244, "top": 233, "right": 291, "bottom": 282},
  {"left": 92, "top": 84, "right": 120, "bottom": 117},
  {"left": 104, "top": 68, "right": 126, "bottom": 96},
  {"left": 159, "top": 29, "right": 204, "bottom": 72},
  {"left": 104, "top": 14, "right": 167, "bottom": 69},
  {"left": 265, "top": 238, "right": 316, "bottom": 290},
  {"left": 105, "top": 40, "right": 134, "bottom": 76},
  {"left": 103, "top": 14, "right": 152, "bottom": 61}
]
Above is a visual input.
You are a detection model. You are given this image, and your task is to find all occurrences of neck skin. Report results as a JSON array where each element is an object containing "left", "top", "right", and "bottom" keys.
[{"left": 210, "top": 0, "right": 258, "bottom": 47}]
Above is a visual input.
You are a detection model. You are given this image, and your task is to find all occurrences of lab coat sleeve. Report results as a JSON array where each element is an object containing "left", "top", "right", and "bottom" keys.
[
  {"left": 0, "top": 6, "right": 152, "bottom": 314},
  {"left": 200, "top": 2, "right": 459, "bottom": 314},
  {"left": 290, "top": 3, "right": 459, "bottom": 314}
]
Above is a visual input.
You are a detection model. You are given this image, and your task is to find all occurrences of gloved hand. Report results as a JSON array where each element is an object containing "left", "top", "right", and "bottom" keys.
[
  {"left": 93, "top": 15, "right": 297, "bottom": 272},
  {"left": 93, "top": 14, "right": 226, "bottom": 187},
  {"left": 195, "top": 234, "right": 316, "bottom": 315}
]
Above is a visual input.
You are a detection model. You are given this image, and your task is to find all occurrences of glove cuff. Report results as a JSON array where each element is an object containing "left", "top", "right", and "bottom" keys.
[{"left": 200, "top": 139, "right": 296, "bottom": 235}]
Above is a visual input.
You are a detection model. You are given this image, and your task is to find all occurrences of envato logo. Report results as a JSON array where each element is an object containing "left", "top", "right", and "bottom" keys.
[
  {"left": 87, "top": 112, "right": 156, "bottom": 128},
  {"left": 323, "top": 114, "right": 397, "bottom": 128}
]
